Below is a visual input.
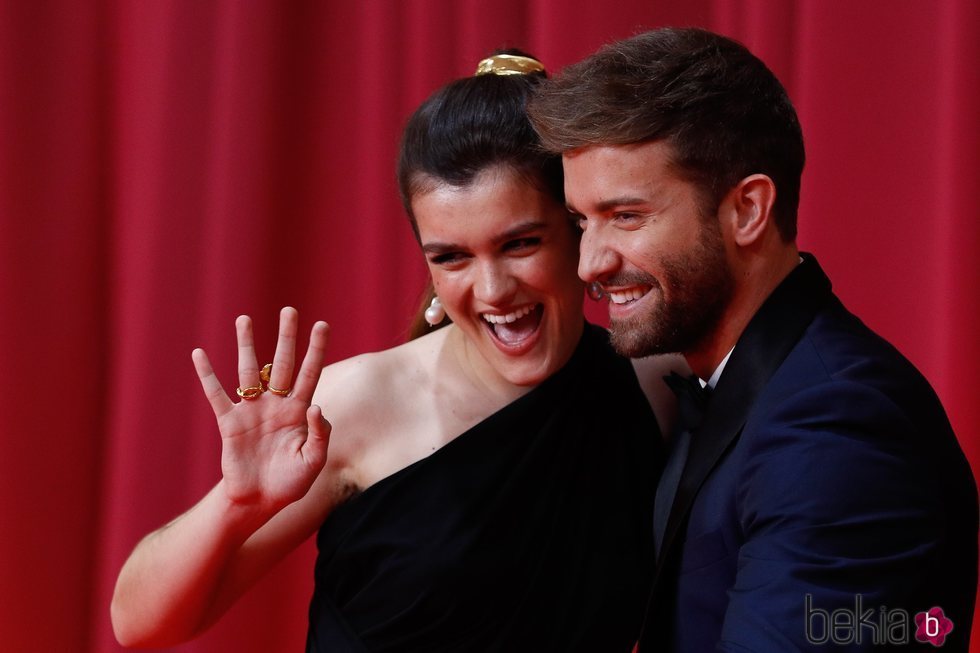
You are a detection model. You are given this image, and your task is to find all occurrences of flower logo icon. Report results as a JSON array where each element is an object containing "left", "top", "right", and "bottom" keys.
[{"left": 915, "top": 607, "right": 953, "bottom": 647}]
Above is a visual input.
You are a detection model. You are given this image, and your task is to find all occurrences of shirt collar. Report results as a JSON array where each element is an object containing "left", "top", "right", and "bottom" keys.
[{"left": 701, "top": 346, "right": 734, "bottom": 389}]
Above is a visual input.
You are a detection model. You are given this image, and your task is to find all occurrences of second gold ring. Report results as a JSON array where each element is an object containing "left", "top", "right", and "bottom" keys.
[{"left": 260, "top": 363, "right": 291, "bottom": 396}]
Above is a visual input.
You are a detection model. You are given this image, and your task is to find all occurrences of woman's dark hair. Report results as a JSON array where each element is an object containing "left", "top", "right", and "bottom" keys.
[{"left": 398, "top": 49, "right": 563, "bottom": 340}]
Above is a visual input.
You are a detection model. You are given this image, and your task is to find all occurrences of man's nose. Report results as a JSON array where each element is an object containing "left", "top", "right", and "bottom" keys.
[{"left": 577, "top": 222, "right": 618, "bottom": 283}]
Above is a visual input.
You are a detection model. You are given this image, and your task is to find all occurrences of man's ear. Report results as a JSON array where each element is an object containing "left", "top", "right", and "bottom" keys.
[{"left": 722, "top": 174, "right": 777, "bottom": 247}]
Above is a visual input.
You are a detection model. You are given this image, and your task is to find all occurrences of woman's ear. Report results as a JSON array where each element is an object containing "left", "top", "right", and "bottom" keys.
[{"left": 723, "top": 174, "right": 777, "bottom": 247}]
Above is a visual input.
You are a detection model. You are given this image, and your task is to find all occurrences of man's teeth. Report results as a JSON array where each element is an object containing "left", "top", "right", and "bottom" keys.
[
  {"left": 482, "top": 304, "right": 536, "bottom": 324},
  {"left": 608, "top": 288, "right": 648, "bottom": 304}
]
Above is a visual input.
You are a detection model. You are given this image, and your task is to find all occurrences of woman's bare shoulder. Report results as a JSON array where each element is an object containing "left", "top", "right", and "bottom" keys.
[
  {"left": 311, "top": 328, "right": 448, "bottom": 476},
  {"left": 315, "top": 328, "right": 446, "bottom": 414}
]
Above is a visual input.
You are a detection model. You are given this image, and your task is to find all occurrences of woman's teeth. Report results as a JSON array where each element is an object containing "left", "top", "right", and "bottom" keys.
[{"left": 482, "top": 304, "right": 536, "bottom": 324}]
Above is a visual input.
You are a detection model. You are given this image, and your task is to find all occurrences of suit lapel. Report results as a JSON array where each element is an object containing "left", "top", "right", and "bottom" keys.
[{"left": 655, "top": 253, "right": 833, "bottom": 568}]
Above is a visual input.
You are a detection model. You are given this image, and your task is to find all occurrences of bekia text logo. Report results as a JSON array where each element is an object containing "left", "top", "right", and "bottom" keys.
[
  {"left": 805, "top": 594, "right": 954, "bottom": 647},
  {"left": 915, "top": 607, "right": 954, "bottom": 647}
]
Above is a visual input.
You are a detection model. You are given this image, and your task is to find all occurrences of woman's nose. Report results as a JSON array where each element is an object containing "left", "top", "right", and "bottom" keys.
[{"left": 473, "top": 260, "right": 517, "bottom": 306}]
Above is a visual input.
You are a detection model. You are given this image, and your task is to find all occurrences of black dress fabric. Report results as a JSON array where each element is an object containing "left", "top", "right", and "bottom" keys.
[{"left": 306, "top": 324, "right": 663, "bottom": 652}]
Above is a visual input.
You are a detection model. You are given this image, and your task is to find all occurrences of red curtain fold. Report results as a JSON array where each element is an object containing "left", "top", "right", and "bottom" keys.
[{"left": 1, "top": 2, "right": 976, "bottom": 651}]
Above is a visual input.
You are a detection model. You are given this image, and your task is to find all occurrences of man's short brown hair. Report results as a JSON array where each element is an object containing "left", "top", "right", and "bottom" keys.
[{"left": 528, "top": 28, "right": 805, "bottom": 240}]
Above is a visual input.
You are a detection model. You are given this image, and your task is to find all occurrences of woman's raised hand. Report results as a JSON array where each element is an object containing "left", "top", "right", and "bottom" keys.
[{"left": 192, "top": 307, "right": 331, "bottom": 516}]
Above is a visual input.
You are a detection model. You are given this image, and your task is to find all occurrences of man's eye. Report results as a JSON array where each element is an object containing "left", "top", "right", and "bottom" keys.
[{"left": 612, "top": 212, "right": 647, "bottom": 229}]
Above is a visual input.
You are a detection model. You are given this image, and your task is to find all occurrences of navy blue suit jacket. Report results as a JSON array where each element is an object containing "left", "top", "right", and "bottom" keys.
[{"left": 638, "top": 255, "right": 978, "bottom": 652}]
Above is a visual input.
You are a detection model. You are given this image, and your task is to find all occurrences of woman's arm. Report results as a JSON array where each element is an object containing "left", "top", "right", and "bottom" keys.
[{"left": 111, "top": 308, "right": 337, "bottom": 648}]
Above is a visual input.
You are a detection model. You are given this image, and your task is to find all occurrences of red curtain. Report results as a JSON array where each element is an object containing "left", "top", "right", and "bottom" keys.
[{"left": 1, "top": 1, "right": 977, "bottom": 651}]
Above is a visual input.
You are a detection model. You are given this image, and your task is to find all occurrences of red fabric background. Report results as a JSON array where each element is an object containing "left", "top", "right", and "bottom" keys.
[{"left": 1, "top": 1, "right": 977, "bottom": 651}]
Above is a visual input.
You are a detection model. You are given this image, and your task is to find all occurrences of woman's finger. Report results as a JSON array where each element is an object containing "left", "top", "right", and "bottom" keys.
[
  {"left": 302, "top": 404, "right": 332, "bottom": 469},
  {"left": 236, "top": 315, "right": 261, "bottom": 392},
  {"left": 192, "top": 348, "right": 234, "bottom": 417},
  {"left": 268, "top": 307, "right": 298, "bottom": 394},
  {"left": 292, "top": 321, "right": 329, "bottom": 403}
]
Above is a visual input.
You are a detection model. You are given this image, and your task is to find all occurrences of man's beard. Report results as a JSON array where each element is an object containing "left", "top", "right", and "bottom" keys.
[{"left": 607, "top": 220, "right": 734, "bottom": 358}]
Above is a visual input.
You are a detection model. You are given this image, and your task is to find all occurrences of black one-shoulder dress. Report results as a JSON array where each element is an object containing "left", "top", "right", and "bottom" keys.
[{"left": 306, "top": 324, "right": 664, "bottom": 652}]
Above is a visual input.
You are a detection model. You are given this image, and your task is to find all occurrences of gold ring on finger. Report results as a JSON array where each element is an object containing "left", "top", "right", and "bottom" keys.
[
  {"left": 267, "top": 385, "right": 291, "bottom": 396},
  {"left": 259, "top": 363, "right": 273, "bottom": 387},
  {"left": 236, "top": 385, "right": 265, "bottom": 400}
]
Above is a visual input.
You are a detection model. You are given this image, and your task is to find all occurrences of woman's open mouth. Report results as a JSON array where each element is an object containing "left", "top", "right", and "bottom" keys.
[{"left": 481, "top": 303, "right": 543, "bottom": 353}]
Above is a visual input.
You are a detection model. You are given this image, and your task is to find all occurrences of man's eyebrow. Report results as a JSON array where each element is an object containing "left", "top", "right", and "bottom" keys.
[{"left": 567, "top": 197, "right": 649, "bottom": 214}]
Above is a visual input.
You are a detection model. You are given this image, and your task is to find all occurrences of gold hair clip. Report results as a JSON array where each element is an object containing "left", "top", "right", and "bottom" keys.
[{"left": 475, "top": 53, "right": 545, "bottom": 76}]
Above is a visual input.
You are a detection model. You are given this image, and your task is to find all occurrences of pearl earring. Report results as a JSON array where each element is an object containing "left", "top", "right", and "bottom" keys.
[{"left": 424, "top": 296, "right": 446, "bottom": 326}]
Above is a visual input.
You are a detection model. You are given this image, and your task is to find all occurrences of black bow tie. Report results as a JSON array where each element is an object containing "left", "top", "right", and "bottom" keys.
[{"left": 664, "top": 372, "right": 712, "bottom": 433}]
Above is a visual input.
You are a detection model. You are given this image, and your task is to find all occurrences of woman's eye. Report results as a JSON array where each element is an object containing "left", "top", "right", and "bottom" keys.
[{"left": 430, "top": 252, "right": 465, "bottom": 265}]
